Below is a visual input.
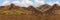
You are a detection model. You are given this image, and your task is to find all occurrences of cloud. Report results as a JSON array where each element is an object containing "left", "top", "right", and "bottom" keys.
[
  {"left": 5, "top": 0, "right": 7, "bottom": 1},
  {"left": 34, "top": 0, "right": 45, "bottom": 7},
  {"left": 48, "top": 1, "right": 60, "bottom": 6},
  {"left": 1, "top": 0, "right": 10, "bottom": 6},
  {"left": 54, "top": 1, "right": 60, "bottom": 6},
  {"left": 21, "top": 0, "right": 33, "bottom": 7},
  {"left": 12, "top": 1, "right": 22, "bottom": 6},
  {"left": 11, "top": 0, "right": 34, "bottom": 7},
  {"left": 1, "top": 0, "right": 34, "bottom": 7},
  {"left": 47, "top": 2, "right": 54, "bottom": 6}
]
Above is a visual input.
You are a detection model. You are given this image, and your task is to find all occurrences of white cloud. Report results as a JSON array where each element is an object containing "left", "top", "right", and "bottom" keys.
[
  {"left": 47, "top": 2, "right": 54, "bottom": 6},
  {"left": 34, "top": 0, "right": 45, "bottom": 7},
  {"left": 12, "top": 1, "right": 22, "bottom": 7},
  {"left": 1, "top": 0, "right": 10, "bottom": 6},
  {"left": 1, "top": 0, "right": 34, "bottom": 7},
  {"left": 48, "top": 1, "right": 60, "bottom": 6},
  {"left": 21, "top": 0, "right": 33, "bottom": 7},
  {"left": 4, "top": 0, "right": 7, "bottom": 1},
  {"left": 54, "top": 1, "right": 60, "bottom": 6}
]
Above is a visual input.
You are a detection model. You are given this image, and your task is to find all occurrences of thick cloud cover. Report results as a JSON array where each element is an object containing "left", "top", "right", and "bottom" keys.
[
  {"left": 34, "top": 0, "right": 45, "bottom": 7},
  {"left": 21, "top": 0, "right": 33, "bottom": 7},
  {"left": 47, "top": 1, "right": 60, "bottom": 6},
  {"left": 11, "top": 0, "right": 33, "bottom": 7},
  {"left": 12, "top": 1, "right": 22, "bottom": 6},
  {"left": 1, "top": 0, "right": 60, "bottom": 7},
  {"left": 2, "top": 0, "right": 10, "bottom": 6}
]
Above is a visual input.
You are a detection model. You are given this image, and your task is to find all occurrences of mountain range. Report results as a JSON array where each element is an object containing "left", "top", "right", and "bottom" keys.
[{"left": 0, "top": 3, "right": 60, "bottom": 15}]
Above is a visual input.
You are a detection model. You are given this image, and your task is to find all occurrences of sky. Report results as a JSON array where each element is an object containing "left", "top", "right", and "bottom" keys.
[{"left": 0, "top": 0, "right": 60, "bottom": 7}]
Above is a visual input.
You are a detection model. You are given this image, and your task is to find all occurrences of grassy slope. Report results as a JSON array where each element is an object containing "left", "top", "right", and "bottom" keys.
[{"left": 0, "top": 8, "right": 30, "bottom": 15}]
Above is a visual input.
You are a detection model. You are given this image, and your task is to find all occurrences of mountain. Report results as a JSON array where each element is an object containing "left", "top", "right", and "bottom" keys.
[
  {"left": 9, "top": 3, "right": 20, "bottom": 10},
  {"left": 27, "top": 6, "right": 36, "bottom": 11},
  {"left": 0, "top": 3, "right": 60, "bottom": 15},
  {"left": 37, "top": 4, "right": 52, "bottom": 12},
  {"left": 0, "top": 5, "right": 10, "bottom": 10},
  {"left": 25, "top": 6, "right": 36, "bottom": 14},
  {"left": 52, "top": 4, "right": 60, "bottom": 10}
]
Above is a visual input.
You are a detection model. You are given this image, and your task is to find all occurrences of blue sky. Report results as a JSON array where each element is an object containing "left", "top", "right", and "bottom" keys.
[
  {"left": 0, "top": 0, "right": 60, "bottom": 6},
  {"left": 0, "top": 0, "right": 60, "bottom": 4},
  {"left": 0, "top": 0, "right": 59, "bottom": 3},
  {"left": 45, "top": 0, "right": 59, "bottom": 3}
]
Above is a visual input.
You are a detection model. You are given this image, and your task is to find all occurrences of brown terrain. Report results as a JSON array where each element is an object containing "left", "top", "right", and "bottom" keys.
[{"left": 0, "top": 4, "right": 60, "bottom": 20}]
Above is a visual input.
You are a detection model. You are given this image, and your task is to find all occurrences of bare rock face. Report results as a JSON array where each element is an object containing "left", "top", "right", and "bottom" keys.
[
  {"left": 27, "top": 6, "right": 36, "bottom": 11},
  {"left": 0, "top": 5, "right": 10, "bottom": 10},
  {"left": 0, "top": 6, "right": 5, "bottom": 9},
  {"left": 9, "top": 3, "right": 16, "bottom": 10},
  {"left": 0, "top": 6, "right": 5, "bottom": 8},
  {"left": 52, "top": 4, "right": 60, "bottom": 10},
  {"left": 37, "top": 4, "right": 52, "bottom": 12},
  {"left": 26, "top": 6, "right": 41, "bottom": 15},
  {"left": 9, "top": 3, "right": 20, "bottom": 10},
  {"left": 36, "top": 4, "right": 56, "bottom": 15},
  {"left": 21, "top": 7, "right": 27, "bottom": 10},
  {"left": 26, "top": 6, "right": 36, "bottom": 14}
]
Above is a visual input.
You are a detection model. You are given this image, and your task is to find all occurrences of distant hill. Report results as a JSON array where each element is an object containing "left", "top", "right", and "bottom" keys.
[{"left": 0, "top": 4, "right": 60, "bottom": 15}]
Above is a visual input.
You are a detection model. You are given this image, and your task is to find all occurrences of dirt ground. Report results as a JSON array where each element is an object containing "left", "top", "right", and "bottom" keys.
[{"left": 0, "top": 14, "right": 60, "bottom": 20}]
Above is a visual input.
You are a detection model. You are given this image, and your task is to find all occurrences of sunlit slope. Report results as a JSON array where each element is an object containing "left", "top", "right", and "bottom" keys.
[
  {"left": 0, "top": 7, "right": 30, "bottom": 15},
  {"left": 0, "top": 4, "right": 31, "bottom": 15},
  {"left": 0, "top": 4, "right": 60, "bottom": 15}
]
